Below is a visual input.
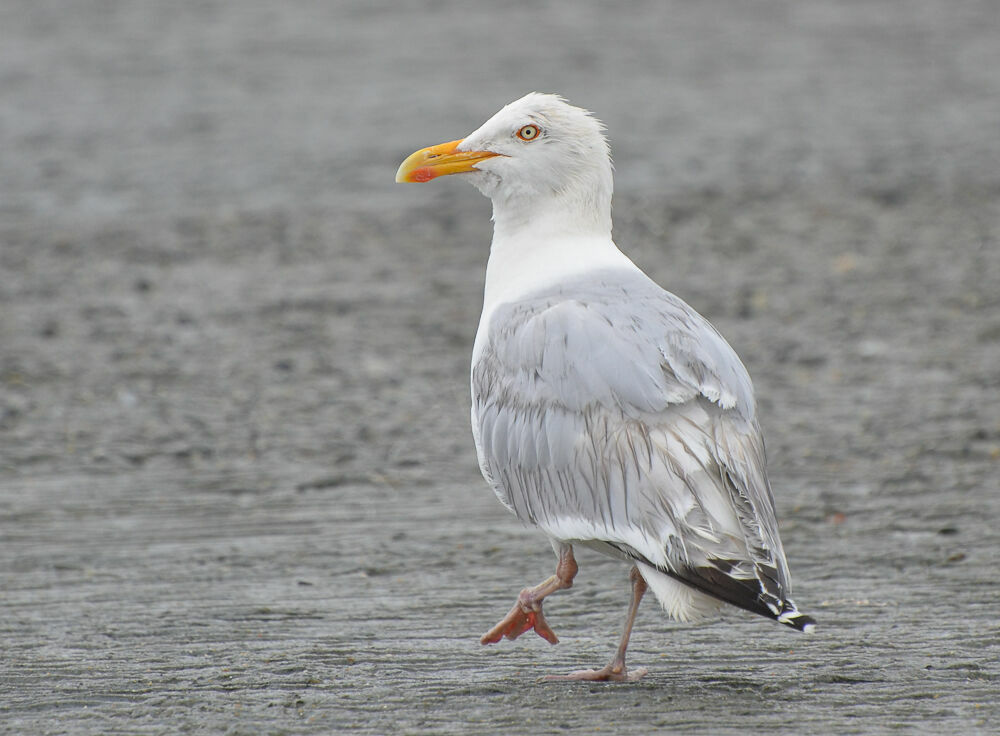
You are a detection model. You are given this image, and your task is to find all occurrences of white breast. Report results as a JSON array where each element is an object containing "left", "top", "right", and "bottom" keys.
[{"left": 472, "top": 229, "right": 640, "bottom": 365}]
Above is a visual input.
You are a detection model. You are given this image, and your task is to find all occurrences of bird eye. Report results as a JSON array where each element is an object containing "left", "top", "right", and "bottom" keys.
[{"left": 516, "top": 124, "right": 540, "bottom": 141}]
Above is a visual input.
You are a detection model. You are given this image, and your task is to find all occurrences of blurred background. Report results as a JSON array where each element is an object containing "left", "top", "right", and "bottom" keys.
[
  {"left": 5, "top": 1, "right": 999, "bottom": 223},
  {"left": 2, "top": 1, "right": 998, "bottom": 733}
]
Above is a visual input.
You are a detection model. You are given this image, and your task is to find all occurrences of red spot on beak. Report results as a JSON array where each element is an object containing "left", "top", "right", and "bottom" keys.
[{"left": 411, "top": 167, "right": 435, "bottom": 183}]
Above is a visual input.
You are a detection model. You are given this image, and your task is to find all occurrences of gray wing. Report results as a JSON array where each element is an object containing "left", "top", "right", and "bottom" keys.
[{"left": 472, "top": 268, "right": 794, "bottom": 615}]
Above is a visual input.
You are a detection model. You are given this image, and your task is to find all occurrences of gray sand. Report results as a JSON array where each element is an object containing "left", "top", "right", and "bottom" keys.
[{"left": 2, "top": 1, "right": 999, "bottom": 734}]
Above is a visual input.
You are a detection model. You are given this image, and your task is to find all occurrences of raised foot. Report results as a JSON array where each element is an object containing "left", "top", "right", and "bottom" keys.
[
  {"left": 541, "top": 665, "right": 649, "bottom": 683},
  {"left": 480, "top": 599, "right": 558, "bottom": 645}
]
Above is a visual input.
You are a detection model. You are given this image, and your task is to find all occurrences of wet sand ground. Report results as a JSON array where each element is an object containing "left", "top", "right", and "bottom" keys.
[{"left": 2, "top": 2, "right": 999, "bottom": 734}]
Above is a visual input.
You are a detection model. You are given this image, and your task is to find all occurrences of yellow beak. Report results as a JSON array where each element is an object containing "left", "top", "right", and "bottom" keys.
[{"left": 395, "top": 139, "right": 502, "bottom": 183}]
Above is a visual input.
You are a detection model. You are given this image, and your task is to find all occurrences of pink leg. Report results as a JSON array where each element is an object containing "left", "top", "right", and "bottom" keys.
[
  {"left": 481, "top": 545, "right": 578, "bottom": 646},
  {"left": 542, "top": 566, "right": 649, "bottom": 682}
]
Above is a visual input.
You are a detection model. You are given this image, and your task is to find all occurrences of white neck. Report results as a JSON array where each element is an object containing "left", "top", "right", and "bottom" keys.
[
  {"left": 472, "top": 206, "right": 638, "bottom": 363},
  {"left": 483, "top": 183, "right": 623, "bottom": 302},
  {"left": 490, "top": 184, "right": 613, "bottom": 240}
]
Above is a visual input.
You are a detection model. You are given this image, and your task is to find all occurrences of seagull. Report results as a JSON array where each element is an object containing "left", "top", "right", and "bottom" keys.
[{"left": 396, "top": 93, "right": 815, "bottom": 682}]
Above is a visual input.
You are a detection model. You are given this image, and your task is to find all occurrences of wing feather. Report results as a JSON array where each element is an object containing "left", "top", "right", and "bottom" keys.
[{"left": 472, "top": 269, "right": 797, "bottom": 616}]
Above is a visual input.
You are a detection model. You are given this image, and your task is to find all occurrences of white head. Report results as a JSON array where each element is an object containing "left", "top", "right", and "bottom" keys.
[{"left": 397, "top": 93, "right": 613, "bottom": 236}]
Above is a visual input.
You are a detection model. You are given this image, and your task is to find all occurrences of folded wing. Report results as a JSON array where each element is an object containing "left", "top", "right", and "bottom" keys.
[{"left": 472, "top": 269, "right": 802, "bottom": 623}]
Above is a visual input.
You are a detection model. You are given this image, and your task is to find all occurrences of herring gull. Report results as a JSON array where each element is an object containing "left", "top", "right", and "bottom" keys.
[{"left": 396, "top": 93, "right": 815, "bottom": 682}]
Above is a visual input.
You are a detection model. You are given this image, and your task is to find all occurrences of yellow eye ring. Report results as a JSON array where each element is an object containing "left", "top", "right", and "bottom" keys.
[{"left": 516, "top": 124, "right": 540, "bottom": 141}]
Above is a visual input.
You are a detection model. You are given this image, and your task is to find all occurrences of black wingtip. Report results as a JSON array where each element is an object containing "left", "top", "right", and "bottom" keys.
[
  {"left": 610, "top": 546, "right": 818, "bottom": 633},
  {"left": 776, "top": 605, "right": 817, "bottom": 632}
]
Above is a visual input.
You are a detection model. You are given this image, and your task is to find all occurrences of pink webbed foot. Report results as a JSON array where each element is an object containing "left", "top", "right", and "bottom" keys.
[
  {"left": 480, "top": 546, "right": 578, "bottom": 646},
  {"left": 480, "top": 596, "right": 559, "bottom": 645},
  {"left": 541, "top": 663, "right": 648, "bottom": 682}
]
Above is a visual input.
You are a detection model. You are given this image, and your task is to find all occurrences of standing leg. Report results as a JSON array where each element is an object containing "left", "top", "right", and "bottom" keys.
[
  {"left": 481, "top": 544, "right": 578, "bottom": 645},
  {"left": 543, "top": 565, "right": 649, "bottom": 682}
]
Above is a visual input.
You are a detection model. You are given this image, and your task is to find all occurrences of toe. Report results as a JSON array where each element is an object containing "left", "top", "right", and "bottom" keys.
[{"left": 531, "top": 613, "right": 560, "bottom": 644}]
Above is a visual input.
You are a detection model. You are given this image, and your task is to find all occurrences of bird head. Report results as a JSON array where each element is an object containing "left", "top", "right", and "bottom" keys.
[{"left": 396, "top": 93, "right": 613, "bottom": 235}]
